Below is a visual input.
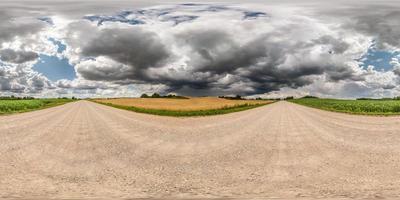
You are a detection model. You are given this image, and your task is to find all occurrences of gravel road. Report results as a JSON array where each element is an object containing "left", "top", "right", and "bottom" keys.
[{"left": 1, "top": 100, "right": 400, "bottom": 199}]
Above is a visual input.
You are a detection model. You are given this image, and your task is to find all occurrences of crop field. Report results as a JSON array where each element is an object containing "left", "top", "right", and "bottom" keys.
[
  {"left": 0, "top": 99, "right": 74, "bottom": 114},
  {"left": 96, "top": 97, "right": 269, "bottom": 110},
  {"left": 94, "top": 97, "right": 272, "bottom": 116},
  {"left": 290, "top": 98, "right": 400, "bottom": 115}
]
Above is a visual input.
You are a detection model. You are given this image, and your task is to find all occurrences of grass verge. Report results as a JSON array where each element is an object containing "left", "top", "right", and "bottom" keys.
[
  {"left": 94, "top": 101, "right": 271, "bottom": 117},
  {"left": 0, "top": 99, "right": 75, "bottom": 115},
  {"left": 289, "top": 98, "right": 400, "bottom": 116}
]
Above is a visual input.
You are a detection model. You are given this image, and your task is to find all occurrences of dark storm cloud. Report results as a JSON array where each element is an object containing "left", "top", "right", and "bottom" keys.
[
  {"left": 0, "top": 19, "right": 44, "bottom": 44},
  {"left": 312, "top": 3, "right": 400, "bottom": 50},
  {"left": 0, "top": 7, "right": 46, "bottom": 45},
  {"left": 394, "top": 66, "right": 400, "bottom": 76},
  {"left": 312, "top": 36, "right": 350, "bottom": 54},
  {"left": 77, "top": 27, "right": 170, "bottom": 81},
  {"left": 72, "top": 15, "right": 365, "bottom": 95},
  {"left": 30, "top": 75, "right": 46, "bottom": 91},
  {"left": 345, "top": 9, "right": 400, "bottom": 50},
  {"left": 0, "top": 49, "right": 38, "bottom": 63},
  {"left": 0, "top": 67, "right": 14, "bottom": 91},
  {"left": 154, "top": 30, "right": 361, "bottom": 95},
  {"left": 176, "top": 29, "right": 258, "bottom": 73}
]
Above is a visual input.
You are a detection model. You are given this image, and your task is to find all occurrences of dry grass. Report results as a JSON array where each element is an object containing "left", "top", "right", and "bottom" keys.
[{"left": 95, "top": 97, "right": 270, "bottom": 111}]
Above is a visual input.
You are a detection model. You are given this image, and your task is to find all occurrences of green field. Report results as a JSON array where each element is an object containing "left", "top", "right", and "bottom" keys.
[
  {"left": 289, "top": 98, "right": 400, "bottom": 115},
  {"left": 0, "top": 99, "right": 74, "bottom": 115}
]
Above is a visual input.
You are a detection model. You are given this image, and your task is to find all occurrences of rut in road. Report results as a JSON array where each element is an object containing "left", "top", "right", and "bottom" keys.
[{"left": 1, "top": 100, "right": 400, "bottom": 199}]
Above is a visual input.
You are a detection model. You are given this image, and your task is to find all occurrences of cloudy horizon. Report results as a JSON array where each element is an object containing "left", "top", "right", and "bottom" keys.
[{"left": 1, "top": 0, "right": 400, "bottom": 99}]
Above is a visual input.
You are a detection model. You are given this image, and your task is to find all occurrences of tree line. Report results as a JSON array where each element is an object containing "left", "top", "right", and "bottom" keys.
[{"left": 140, "top": 93, "right": 188, "bottom": 99}]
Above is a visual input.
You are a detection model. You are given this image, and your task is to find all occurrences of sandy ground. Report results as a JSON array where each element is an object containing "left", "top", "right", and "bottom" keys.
[{"left": 1, "top": 100, "right": 400, "bottom": 199}]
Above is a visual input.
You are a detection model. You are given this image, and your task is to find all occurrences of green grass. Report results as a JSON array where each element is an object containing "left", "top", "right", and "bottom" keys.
[
  {"left": 0, "top": 99, "right": 74, "bottom": 115},
  {"left": 95, "top": 101, "right": 271, "bottom": 117},
  {"left": 289, "top": 98, "right": 400, "bottom": 115}
]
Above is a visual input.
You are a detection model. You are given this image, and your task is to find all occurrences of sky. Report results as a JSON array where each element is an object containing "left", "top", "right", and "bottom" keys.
[{"left": 0, "top": 0, "right": 400, "bottom": 98}]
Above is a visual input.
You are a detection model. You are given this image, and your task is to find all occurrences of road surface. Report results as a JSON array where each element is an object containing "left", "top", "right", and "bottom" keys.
[{"left": 1, "top": 100, "right": 400, "bottom": 199}]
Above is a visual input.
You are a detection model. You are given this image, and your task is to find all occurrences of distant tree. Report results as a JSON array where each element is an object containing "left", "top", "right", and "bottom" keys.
[
  {"left": 284, "top": 96, "right": 294, "bottom": 100},
  {"left": 151, "top": 93, "right": 161, "bottom": 98},
  {"left": 72, "top": 96, "right": 76, "bottom": 100},
  {"left": 302, "top": 95, "right": 318, "bottom": 99},
  {"left": 141, "top": 94, "right": 149, "bottom": 98},
  {"left": 357, "top": 98, "right": 373, "bottom": 100}
]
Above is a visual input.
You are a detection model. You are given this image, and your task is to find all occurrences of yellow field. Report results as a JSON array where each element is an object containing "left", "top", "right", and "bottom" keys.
[{"left": 96, "top": 97, "right": 271, "bottom": 111}]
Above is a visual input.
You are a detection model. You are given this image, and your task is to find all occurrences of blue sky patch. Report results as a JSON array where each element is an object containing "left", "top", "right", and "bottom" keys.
[
  {"left": 33, "top": 54, "right": 76, "bottom": 81},
  {"left": 162, "top": 15, "right": 199, "bottom": 25},
  {"left": 82, "top": 6, "right": 268, "bottom": 27},
  {"left": 84, "top": 13, "right": 145, "bottom": 26},
  {"left": 136, "top": 8, "right": 171, "bottom": 17},
  {"left": 38, "top": 17, "right": 54, "bottom": 26},
  {"left": 243, "top": 11, "right": 267, "bottom": 19},
  {"left": 49, "top": 38, "right": 66, "bottom": 53},
  {"left": 359, "top": 46, "right": 399, "bottom": 71},
  {"left": 197, "top": 5, "right": 230, "bottom": 12}
]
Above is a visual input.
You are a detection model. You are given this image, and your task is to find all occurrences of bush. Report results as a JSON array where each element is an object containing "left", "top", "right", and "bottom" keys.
[
  {"left": 302, "top": 95, "right": 318, "bottom": 99},
  {"left": 141, "top": 93, "right": 188, "bottom": 99},
  {"left": 141, "top": 94, "right": 149, "bottom": 98},
  {"left": 219, "top": 95, "right": 244, "bottom": 100},
  {"left": 284, "top": 96, "right": 294, "bottom": 100},
  {"left": 151, "top": 93, "right": 161, "bottom": 98}
]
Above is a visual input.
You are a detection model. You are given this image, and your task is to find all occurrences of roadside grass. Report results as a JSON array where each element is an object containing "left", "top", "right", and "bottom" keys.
[
  {"left": 289, "top": 98, "right": 400, "bottom": 115},
  {"left": 0, "top": 99, "right": 75, "bottom": 115},
  {"left": 94, "top": 101, "right": 272, "bottom": 117}
]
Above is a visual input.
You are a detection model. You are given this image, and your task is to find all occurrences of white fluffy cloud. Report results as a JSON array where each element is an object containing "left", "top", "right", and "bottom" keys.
[{"left": 0, "top": 63, "right": 53, "bottom": 94}]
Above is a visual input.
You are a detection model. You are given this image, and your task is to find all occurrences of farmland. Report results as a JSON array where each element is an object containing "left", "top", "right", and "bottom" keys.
[
  {"left": 94, "top": 97, "right": 272, "bottom": 116},
  {"left": 289, "top": 98, "right": 400, "bottom": 115},
  {"left": 0, "top": 98, "right": 75, "bottom": 115}
]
